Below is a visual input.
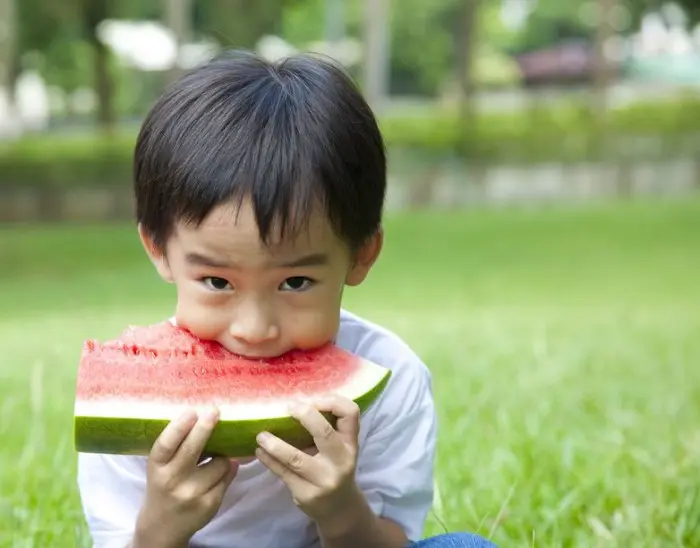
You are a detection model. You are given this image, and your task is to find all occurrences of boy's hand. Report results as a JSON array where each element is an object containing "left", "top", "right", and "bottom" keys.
[
  {"left": 254, "top": 395, "right": 363, "bottom": 535},
  {"left": 133, "top": 408, "right": 238, "bottom": 548}
]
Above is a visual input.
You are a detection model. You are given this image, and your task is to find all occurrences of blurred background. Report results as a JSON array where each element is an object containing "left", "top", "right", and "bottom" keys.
[
  {"left": 2, "top": 2, "right": 700, "bottom": 546},
  {"left": 0, "top": 0, "right": 699, "bottom": 217}
]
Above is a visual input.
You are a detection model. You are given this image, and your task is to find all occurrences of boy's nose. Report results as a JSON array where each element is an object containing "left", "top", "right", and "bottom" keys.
[{"left": 228, "top": 304, "right": 279, "bottom": 346}]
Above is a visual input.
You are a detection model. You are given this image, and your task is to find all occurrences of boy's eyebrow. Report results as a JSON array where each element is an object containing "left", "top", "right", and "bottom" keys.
[
  {"left": 275, "top": 253, "right": 329, "bottom": 268},
  {"left": 184, "top": 252, "right": 232, "bottom": 268},
  {"left": 184, "top": 252, "right": 329, "bottom": 269}
]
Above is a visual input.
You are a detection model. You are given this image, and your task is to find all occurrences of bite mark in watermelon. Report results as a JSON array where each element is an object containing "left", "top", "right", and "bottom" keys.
[{"left": 73, "top": 322, "right": 391, "bottom": 457}]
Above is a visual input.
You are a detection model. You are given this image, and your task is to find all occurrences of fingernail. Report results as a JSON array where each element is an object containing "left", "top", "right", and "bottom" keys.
[
  {"left": 257, "top": 432, "right": 270, "bottom": 446},
  {"left": 205, "top": 407, "right": 219, "bottom": 426},
  {"left": 177, "top": 408, "right": 197, "bottom": 422}
]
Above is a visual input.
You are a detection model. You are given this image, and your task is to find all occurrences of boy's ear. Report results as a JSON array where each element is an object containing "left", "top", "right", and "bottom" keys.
[
  {"left": 138, "top": 224, "right": 174, "bottom": 283},
  {"left": 345, "top": 228, "right": 383, "bottom": 287}
]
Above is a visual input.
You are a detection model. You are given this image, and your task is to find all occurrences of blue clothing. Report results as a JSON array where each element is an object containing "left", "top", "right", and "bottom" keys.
[{"left": 408, "top": 532, "right": 498, "bottom": 547}]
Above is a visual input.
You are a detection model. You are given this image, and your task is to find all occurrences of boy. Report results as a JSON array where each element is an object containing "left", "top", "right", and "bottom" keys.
[{"left": 77, "top": 50, "right": 496, "bottom": 548}]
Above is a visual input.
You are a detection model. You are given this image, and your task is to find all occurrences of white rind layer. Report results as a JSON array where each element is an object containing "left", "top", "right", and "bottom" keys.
[{"left": 75, "top": 358, "right": 390, "bottom": 421}]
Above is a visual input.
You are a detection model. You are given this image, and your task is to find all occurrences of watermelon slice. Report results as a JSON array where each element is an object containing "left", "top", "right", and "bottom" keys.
[{"left": 73, "top": 321, "right": 391, "bottom": 458}]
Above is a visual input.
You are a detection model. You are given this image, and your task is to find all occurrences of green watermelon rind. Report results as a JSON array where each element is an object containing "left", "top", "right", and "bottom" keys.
[{"left": 74, "top": 366, "right": 391, "bottom": 458}]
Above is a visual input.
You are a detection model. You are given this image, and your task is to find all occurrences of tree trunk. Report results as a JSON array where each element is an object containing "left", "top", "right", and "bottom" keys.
[
  {"left": 362, "top": 0, "right": 390, "bottom": 112},
  {"left": 0, "top": 0, "right": 16, "bottom": 103},
  {"left": 455, "top": 0, "right": 481, "bottom": 159},
  {"left": 590, "top": 0, "right": 616, "bottom": 192},
  {"left": 591, "top": 0, "right": 614, "bottom": 117},
  {"left": 164, "top": 0, "right": 193, "bottom": 86},
  {"left": 325, "top": 0, "right": 345, "bottom": 43},
  {"left": 82, "top": 0, "right": 115, "bottom": 133}
]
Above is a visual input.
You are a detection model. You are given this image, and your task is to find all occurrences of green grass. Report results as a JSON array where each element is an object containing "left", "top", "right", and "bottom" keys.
[{"left": 2, "top": 198, "right": 700, "bottom": 546}]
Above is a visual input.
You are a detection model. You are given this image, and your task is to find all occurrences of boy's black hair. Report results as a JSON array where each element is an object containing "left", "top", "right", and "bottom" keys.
[{"left": 134, "top": 49, "right": 386, "bottom": 251}]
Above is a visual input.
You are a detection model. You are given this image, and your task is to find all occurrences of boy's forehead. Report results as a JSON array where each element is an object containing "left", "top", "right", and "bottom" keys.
[{"left": 175, "top": 201, "right": 338, "bottom": 255}]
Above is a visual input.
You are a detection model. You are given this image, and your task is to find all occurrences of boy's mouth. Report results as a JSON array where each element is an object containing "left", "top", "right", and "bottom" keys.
[
  {"left": 221, "top": 346, "right": 299, "bottom": 361},
  {"left": 221, "top": 342, "right": 334, "bottom": 361}
]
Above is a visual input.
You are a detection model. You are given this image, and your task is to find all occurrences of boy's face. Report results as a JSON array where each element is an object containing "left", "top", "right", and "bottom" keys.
[{"left": 139, "top": 200, "right": 381, "bottom": 358}]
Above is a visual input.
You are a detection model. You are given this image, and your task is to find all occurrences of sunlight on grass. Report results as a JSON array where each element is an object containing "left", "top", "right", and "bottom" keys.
[{"left": 2, "top": 198, "right": 700, "bottom": 546}]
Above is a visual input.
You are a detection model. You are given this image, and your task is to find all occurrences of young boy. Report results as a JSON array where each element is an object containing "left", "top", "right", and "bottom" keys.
[{"left": 77, "top": 50, "right": 496, "bottom": 548}]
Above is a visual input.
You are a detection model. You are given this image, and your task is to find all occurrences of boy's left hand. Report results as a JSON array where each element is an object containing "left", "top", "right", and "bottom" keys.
[{"left": 255, "top": 394, "right": 362, "bottom": 529}]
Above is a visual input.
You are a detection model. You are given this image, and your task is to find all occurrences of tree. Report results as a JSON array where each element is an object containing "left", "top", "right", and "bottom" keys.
[
  {"left": 325, "top": 0, "right": 345, "bottom": 42},
  {"left": 163, "top": 0, "right": 193, "bottom": 85},
  {"left": 16, "top": 0, "right": 86, "bottom": 95},
  {"left": 362, "top": 0, "right": 391, "bottom": 110},
  {"left": 80, "top": 0, "right": 116, "bottom": 132},
  {"left": 0, "top": 0, "right": 16, "bottom": 103},
  {"left": 675, "top": 0, "right": 700, "bottom": 26},
  {"left": 193, "top": 0, "right": 286, "bottom": 48},
  {"left": 591, "top": 0, "right": 616, "bottom": 116},
  {"left": 455, "top": 0, "right": 482, "bottom": 158}
]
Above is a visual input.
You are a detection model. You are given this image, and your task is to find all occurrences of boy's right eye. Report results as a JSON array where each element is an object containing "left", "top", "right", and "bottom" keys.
[{"left": 202, "top": 277, "right": 232, "bottom": 291}]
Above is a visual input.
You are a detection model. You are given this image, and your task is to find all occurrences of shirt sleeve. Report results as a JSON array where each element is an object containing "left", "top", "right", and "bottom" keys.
[
  {"left": 354, "top": 350, "right": 438, "bottom": 542},
  {"left": 77, "top": 452, "right": 148, "bottom": 547}
]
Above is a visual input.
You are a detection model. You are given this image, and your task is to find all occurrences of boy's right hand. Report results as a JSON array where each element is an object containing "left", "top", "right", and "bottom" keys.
[{"left": 132, "top": 407, "right": 238, "bottom": 548}]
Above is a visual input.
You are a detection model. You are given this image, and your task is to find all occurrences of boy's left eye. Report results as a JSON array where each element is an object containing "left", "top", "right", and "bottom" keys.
[
  {"left": 279, "top": 276, "right": 314, "bottom": 292},
  {"left": 202, "top": 277, "right": 232, "bottom": 291}
]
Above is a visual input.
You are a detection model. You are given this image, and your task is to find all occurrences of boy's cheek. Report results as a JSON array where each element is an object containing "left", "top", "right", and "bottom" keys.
[{"left": 174, "top": 294, "right": 230, "bottom": 340}]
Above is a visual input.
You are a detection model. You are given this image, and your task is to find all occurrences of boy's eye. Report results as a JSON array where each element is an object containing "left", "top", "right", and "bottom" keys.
[
  {"left": 202, "top": 277, "right": 232, "bottom": 291},
  {"left": 280, "top": 276, "right": 314, "bottom": 292}
]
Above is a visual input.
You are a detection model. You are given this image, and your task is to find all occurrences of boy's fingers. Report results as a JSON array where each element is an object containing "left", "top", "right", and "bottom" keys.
[
  {"left": 150, "top": 409, "right": 198, "bottom": 465},
  {"left": 309, "top": 395, "right": 361, "bottom": 443},
  {"left": 255, "top": 432, "right": 320, "bottom": 483},
  {"left": 201, "top": 460, "right": 239, "bottom": 504},
  {"left": 287, "top": 402, "right": 346, "bottom": 462},
  {"left": 193, "top": 456, "right": 236, "bottom": 494},
  {"left": 173, "top": 407, "right": 220, "bottom": 468},
  {"left": 255, "top": 446, "right": 308, "bottom": 491}
]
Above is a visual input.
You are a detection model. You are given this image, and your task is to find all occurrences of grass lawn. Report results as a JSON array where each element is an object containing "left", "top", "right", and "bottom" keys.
[{"left": 2, "top": 197, "right": 700, "bottom": 547}]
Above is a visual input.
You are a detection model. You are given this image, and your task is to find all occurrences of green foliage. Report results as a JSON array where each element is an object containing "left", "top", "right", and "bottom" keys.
[
  {"left": 380, "top": 94, "right": 700, "bottom": 162},
  {"left": 194, "top": 0, "right": 286, "bottom": 47},
  {"left": 677, "top": 0, "right": 700, "bottom": 26},
  {"left": 32, "top": 34, "right": 93, "bottom": 93},
  {"left": 13, "top": 0, "right": 700, "bottom": 118},
  {"left": 388, "top": 0, "right": 459, "bottom": 95},
  {"left": 16, "top": 0, "right": 80, "bottom": 54},
  {"left": 1, "top": 95, "right": 699, "bottom": 189},
  {"left": 281, "top": 0, "right": 326, "bottom": 46},
  {"left": 0, "top": 133, "right": 134, "bottom": 188},
  {"left": 279, "top": 0, "right": 460, "bottom": 95},
  {"left": 478, "top": 1, "right": 524, "bottom": 51}
]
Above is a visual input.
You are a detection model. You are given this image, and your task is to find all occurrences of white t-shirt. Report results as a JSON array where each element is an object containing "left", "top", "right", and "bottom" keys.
[{"left": 77, "top": 309, "right": 437, "bottom": 548}]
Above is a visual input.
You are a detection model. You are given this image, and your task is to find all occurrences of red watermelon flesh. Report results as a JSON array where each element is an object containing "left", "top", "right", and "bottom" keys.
[{"left": 73, "top": 321, "right": 391, "bottom": 457}]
